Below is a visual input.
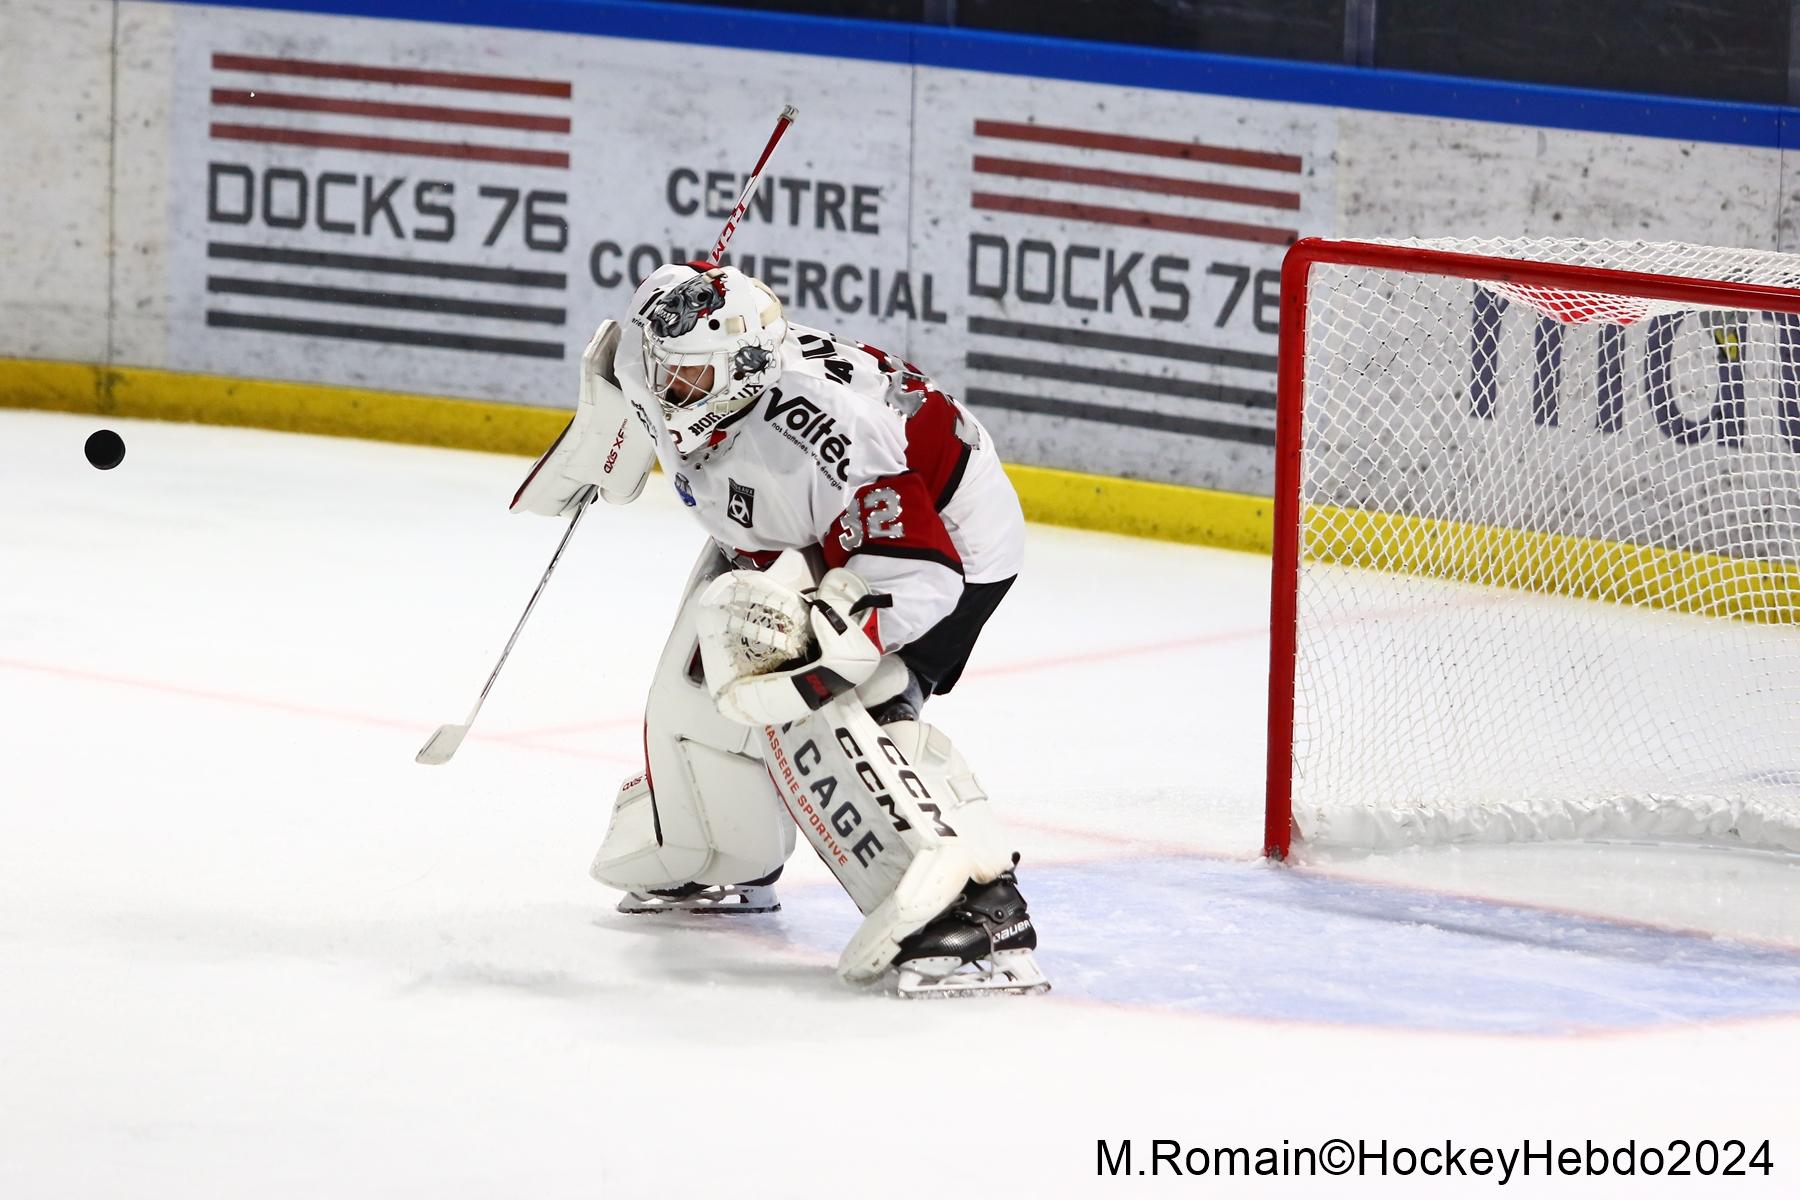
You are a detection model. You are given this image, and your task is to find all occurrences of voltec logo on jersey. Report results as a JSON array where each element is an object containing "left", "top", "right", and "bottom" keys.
[
  {"left": 673, "top": 473, "right": 696, "bottom": 506},
  {"left": 727, "top": 479, "right": 756, "bottom": 528},
  {"left": 763, "top": 388, "right": 851, "bottom": 486}
]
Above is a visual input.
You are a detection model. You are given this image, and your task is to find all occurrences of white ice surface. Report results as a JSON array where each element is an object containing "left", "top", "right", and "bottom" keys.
[{"left": 3, "top": 409, "right": 1797, "bottom": 1197}]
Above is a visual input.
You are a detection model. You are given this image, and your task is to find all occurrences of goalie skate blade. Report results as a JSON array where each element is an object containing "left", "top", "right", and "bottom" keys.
[
  {"left": 615, "top": 884, "right": 780, "bottom": 915},
  {"left": 895, "top": 949, "right": 1051, "bottom": 1000},
  {"left": 414, "top": 723, "right": 468, "bottom": 766}
]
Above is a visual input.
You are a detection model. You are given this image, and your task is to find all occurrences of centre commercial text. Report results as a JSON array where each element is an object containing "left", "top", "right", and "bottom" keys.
[
  {"left": 587, "top": 168, "right": 1217, "bottom": 327},
  {"left": 588, "top": 168, "right": 946, "bottom": 324}
]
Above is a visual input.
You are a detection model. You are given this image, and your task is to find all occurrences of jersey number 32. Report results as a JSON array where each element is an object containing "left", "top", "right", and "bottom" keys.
[{"left": 838, "top": 486, "right": 904, "bottom": 553}]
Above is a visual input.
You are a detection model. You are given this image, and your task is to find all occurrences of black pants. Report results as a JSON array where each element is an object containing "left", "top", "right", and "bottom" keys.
[{"left": 898, "top": 576, "right": 1017, "bottom": 700}]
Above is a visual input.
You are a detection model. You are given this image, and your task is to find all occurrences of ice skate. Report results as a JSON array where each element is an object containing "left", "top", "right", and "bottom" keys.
[
  {"left": 616, "top": 869, "right": 781, "bottom": 915},
  {"left": 892, "top": 871, "right": 1049, "bottom": 998}
]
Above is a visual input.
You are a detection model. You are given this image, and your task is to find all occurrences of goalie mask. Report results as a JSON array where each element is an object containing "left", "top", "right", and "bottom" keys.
[{"left": 639, "top": 266, "right": 786, "bottom": 455}]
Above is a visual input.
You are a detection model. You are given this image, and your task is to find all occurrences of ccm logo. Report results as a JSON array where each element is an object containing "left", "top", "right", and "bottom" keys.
[{"left": 602, "top": 421, "right": 629, "bottom": 474}]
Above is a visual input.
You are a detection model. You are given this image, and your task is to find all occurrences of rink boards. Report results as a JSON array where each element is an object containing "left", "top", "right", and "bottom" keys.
[{"left": 1, "top": 0, "right": 1796, "bottom": 539}]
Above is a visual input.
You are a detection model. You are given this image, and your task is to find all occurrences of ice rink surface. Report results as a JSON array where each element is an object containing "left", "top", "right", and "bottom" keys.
[{"left": 4, "top": 408, "right": 1798, "bottom": 1196}]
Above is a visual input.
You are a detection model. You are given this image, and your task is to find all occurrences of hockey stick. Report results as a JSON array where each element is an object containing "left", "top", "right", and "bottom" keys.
[
  {"left": 710, "top": 104, "right": 798, "bottom": 264},
  {"left": 419, "top": 108, "right": 798, "bottom": 766},
  {"left": 415, "top": 485, "right": 597, "bottom": 765}
]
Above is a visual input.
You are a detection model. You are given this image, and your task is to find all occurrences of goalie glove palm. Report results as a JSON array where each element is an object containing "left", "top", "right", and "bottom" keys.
[{"left": 698, "top": 566, "right": 887, "bottom": 726}]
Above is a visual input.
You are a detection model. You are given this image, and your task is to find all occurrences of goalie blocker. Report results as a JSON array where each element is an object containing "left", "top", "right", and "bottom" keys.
[{"left": 511, "top": 320, "right": 657, "bottom": 517}]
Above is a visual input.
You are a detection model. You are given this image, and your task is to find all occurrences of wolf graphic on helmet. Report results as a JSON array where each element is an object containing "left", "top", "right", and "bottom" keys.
[
  {"left": 648, "top": 275, "right": 726, "bottom": 340},
  {"left": 730, "top": 343, "right": 775, "bottom": 381}
]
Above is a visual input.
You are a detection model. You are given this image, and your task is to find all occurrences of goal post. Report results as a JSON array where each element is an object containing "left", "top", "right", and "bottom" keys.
[{"left": 1265, "top": 237, "right": 1800, "bottom": 860}]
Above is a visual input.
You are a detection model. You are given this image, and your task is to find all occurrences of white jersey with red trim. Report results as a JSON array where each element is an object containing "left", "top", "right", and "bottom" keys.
[{"left": 618, "top": 268, "right": 1024, "bottom": 652}]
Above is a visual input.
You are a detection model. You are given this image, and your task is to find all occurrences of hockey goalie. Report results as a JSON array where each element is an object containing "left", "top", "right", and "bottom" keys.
[{"left": 513, "top": 261, "right": 1048, "bottom": 998}]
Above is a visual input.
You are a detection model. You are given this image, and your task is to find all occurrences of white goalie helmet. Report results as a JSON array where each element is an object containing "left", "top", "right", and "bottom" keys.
[{"left": 638, "top": 265, "right": 787, "bottom": 455}]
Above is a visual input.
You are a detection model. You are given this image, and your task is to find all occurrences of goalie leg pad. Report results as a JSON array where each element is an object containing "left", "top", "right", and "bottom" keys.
[
  {"left": 590, "top": 770, "right": 706, "bottom": 890},
  {"left": 877, "top": 719, "right": 1016, "bottom": 880},
  {"left": 590, "top": 543, "right": 795, "bottom": 896},
  {"left": 758, "top": 702, "right": 1020, "bottom": 983},
  {"left": 588, "top": 740, "right": 789, "bottom": 892}
]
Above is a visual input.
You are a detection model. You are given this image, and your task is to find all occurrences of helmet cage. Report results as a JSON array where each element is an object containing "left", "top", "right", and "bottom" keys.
[{"left": 639, "top": 268, "right": 785, "bottom": 454}]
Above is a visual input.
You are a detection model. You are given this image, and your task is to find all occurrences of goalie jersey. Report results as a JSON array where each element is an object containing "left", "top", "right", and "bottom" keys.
[{"left": 618, "top": 273, "right": 1026, "bottom": 653}]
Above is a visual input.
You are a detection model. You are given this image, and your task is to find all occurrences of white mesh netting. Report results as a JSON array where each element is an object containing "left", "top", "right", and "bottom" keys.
[
  {"left": 1290, "top": 237, "right": 1800, "bottom": 853},
  {"left": 698, "top": 570, "right": 813, "bottom": 677}
]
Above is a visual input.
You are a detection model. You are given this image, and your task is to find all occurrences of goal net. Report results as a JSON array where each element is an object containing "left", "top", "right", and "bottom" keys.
[{"left": 1266, "top": 237, "right": 1800, "bottom": 858}]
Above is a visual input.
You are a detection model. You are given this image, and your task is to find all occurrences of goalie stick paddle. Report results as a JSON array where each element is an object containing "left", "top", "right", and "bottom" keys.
[
  {"left": 415, "top": 486, "right": 597, "bottom": 766},
  {"left": 710, "top": 105, "right": 798, "bottom": 264}
]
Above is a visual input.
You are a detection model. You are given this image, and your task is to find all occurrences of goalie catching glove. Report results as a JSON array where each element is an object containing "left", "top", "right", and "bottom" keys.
[{"left": 696, "top": 556, "right": 890, "bottom": 726}]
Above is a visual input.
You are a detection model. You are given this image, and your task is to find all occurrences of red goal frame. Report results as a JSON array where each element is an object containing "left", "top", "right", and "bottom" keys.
[{"left": 1263, "top": 238, "right": 1800, "bottom": 860}]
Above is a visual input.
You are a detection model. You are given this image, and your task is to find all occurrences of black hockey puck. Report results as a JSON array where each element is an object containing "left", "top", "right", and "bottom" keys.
[{"left": 85, "top": 428, "right": 126, "bottom": 470}]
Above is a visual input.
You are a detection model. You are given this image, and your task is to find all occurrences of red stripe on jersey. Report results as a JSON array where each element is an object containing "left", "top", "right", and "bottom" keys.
[
  {"left": 846, "top": 337, "right": 975, "bottom": 510},
  {"left": 823, "top": 472, "right": 963, "bottom": 574},
  {"left": 902, "top": 391, "right": 978, "bottom": 509},
  {"left": 731, "top": 548, "right": 783, "bottom": 569}
]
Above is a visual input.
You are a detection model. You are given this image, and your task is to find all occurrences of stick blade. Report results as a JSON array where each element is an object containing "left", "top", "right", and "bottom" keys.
[{"left": 415, "top": 723, "right": 469, "bottom": 766}]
